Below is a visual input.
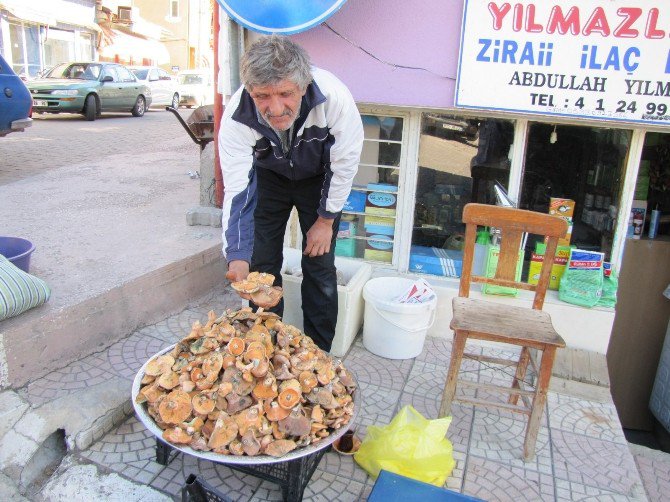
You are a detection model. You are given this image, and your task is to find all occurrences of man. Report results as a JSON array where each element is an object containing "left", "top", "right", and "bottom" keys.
[{"left": 219, "top": 35, "right": 364, "bottom": 352}]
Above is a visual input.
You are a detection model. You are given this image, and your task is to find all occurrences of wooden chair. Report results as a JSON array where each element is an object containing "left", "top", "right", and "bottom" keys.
[{"left": 438, "top": 203, "right": 568, "bottom": 461}]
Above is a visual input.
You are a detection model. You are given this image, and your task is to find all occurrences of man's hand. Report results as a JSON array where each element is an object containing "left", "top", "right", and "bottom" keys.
[
  {"left": 226, "top": 260, "right": 251, "bottom": 300},
  {"left": 304, "top": 216, "right": 334, "bottom": 257}
]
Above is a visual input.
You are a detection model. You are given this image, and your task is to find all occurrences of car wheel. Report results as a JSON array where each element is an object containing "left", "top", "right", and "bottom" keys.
[
  {"left": 171, "top": 93, "right": 180, "bottom": 109},
  {"left": 132, "top": 95, "right": 146, "bottom": 117},
  {"left": 84, "top": 95, "right": 97, "bottom": 121}
]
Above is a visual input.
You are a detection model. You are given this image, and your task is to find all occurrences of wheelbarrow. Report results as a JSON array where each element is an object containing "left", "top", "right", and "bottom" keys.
[{"left": 165, "top": 104, "right": 215, "bottom": 151}]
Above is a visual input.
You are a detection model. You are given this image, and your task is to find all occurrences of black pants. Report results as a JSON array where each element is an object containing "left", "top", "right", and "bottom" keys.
[{"left": 250, "top": 168, "right": 341, "bottom": 352}]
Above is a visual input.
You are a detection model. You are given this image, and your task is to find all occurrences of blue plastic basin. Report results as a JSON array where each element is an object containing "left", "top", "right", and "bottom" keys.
[{"left": 0, "top": 236, "right": 35, "bottom": 273}]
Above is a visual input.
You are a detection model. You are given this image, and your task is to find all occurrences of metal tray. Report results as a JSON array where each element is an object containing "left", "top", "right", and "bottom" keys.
[{"left": 132, "top": 344, "right": 359, "bottom": 465}]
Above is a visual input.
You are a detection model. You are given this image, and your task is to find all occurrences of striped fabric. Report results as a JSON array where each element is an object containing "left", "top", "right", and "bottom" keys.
[{"left": 0, "top": 255, "right": 51, "bottom": 321}]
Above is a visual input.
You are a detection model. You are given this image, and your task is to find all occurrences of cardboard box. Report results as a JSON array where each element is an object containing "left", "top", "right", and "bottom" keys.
[
  {"left": 408, "top": 245, "right": 463, "bottom": 277},
  {"left": 548, "top": 198, "right": 574, "bottom": 246},
  {"left": 335, "top": 239, "right": 356, "bottom": 257},
  {"left": 365, "top": 183, "right": 397, "bottom": 217},
  {"left": 549, "top": 198, "right": 575, "bottom": 217},
  {"left": 281, "top": 247, "right": 372, "bottom": 356},
  {"left": 364, "top": 215, "right": 395, "bottom": 237},
  {"left": 628, "top": 200, "right": 647, "bottom": 239},
  {"left": 527, "top": 244, "right": 571, "bottom": 290},
  {"left": 337, "top": 219, "right": 356, "bottom": 239},
  {"left": 343, "top": 188, "right": 366, "bottom": 213},
  {"left": 364, "top": 235, "right": 393, "bottom": 263}
]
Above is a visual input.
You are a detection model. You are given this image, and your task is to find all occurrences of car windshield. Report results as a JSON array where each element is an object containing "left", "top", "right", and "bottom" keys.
[
  {"left": 178, "top": 74, "right": 204, "bottom": 85},
  {"left": 46, "top": 63, "right": 101, "bottom": 80},
  {"left": 131, "top": 69, "right": 148, "bottom": 80}
]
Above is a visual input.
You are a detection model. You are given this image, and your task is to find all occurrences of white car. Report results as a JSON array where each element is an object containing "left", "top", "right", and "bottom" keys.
[
  {"left": 128, "top": 66, "right": 180, "bottom": 109},
  {"left": 177, "top": 69, "right": 214, "bottom": 108}
]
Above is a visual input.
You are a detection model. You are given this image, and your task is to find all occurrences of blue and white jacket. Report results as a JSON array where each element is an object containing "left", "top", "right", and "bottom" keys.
[{"left": 219, "top": 68, "right": 364, "bottom": 263}]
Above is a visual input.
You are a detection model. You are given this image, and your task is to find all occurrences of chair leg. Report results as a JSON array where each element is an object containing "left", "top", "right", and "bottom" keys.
[
  {"left": 508, "top": 347, "right": 531, "bottom": 406},
  {"left": 439, "top": 331, "right": 467, "bottom": 417},
  {"left": 523, "top": 345, "right": 556, "bottom": 461}
]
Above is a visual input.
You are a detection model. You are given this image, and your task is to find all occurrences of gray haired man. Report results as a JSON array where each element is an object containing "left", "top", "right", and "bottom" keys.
[{"left": 219, "top": 36, "right": 364, "bottom": 351}]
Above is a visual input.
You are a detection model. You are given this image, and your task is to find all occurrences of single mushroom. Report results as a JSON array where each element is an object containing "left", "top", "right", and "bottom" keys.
[
  {"left": 247, "top": 271, "right": 275, "bottom": 286},
  {"left": 145, "top": 355, "right": 175, "bottom": 377},
  {"left": 192, "top": 392, "right": 216, "bottom": 415},
  {"left": 230, "top": 279, "right": 260, "bottom": 294},
  {"left": 264, "top": 400, "right": 291, "bottom": 422},
  {"left": 234, "top": 404, "right": 262, "bottom": 436},
  {"left": 158, "top": 390, "right": 192, "bottom": 424},
  {"left": 250, "top": 357, "right": 270, "bottom": 378},
  {"left": 189, "top": 433, "right": 209, "bottom": 451},
  {"left": 227, "top": 337, "right": 245, "bottom": 356},
  {"left": 264, "top": 439, "right": 297, "bottom": 457},
  {"left": 299, "top": 371, "right": 318, "bottom": 394},
  {"left": 207, "top": 414, "right": 238, "bottom": 449},
  {"left": 228, "top": 439, "right": 245, "bottom": 456},
  {"left": 250, "top": 285, "right": 283, "bottom": 309},
  {"left": 158, "top": 371, "right": 180, "bottom": 390},
  {"left": 162, "top": 426, "right": 192, "bottom": 444},
  {"left": 241, "top": 429, "right": 261, "bottom": 456},
  {"left": 185, "top": 416, "right": 205, "bottom": 435},
  {"left": 140, "top": 374, "right": 155, "bottom": 385},
  {"left": 278, "top": 407, "right": 311, "bottom": 437},
  {"left": 277, "top": 388, "right": 301, "bottom": 410},
  {"left": 226, "top": 392, "right": 253, "bottom": 414},
  {"left": 202, "top": 352, "right": 224, "bottom": 377},
  {"left": 253, "top": 377, "right": 278, "bottom": 400},
  {"left": 274, "top": 363, "right": 294, "bottom": 381}
]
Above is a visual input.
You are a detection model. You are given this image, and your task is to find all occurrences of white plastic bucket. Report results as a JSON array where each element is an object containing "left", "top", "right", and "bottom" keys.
[{"left": 362, "top": 277, "right": 437, "bottom": 359}]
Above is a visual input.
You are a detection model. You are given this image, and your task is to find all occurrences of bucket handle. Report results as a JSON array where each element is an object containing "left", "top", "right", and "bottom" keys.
[{"left": 370, "top": 302, "right": 437, "bottom": 333}]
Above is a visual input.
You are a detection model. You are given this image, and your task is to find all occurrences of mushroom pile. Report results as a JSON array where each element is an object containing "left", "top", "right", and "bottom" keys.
[{"left": 135, "top": 307, "right": 356, "bottom": 458}]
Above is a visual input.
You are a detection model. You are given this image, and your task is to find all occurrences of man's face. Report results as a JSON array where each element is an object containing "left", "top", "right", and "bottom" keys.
[{"left": 249, "top": 79, "right": 305, "bottom": 131}]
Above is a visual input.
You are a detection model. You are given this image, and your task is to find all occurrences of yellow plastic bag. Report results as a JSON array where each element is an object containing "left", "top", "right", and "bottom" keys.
[{"left": 353, "top": 405, "right": 456, "bottom": 486}]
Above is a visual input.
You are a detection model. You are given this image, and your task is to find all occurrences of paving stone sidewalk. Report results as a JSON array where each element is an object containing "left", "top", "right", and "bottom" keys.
[{"left": 2, "top": 287, "right": 665, "bottom": 501}]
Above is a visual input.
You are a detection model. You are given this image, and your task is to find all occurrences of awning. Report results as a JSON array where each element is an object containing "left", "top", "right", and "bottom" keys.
[
  {"left": 0, "top": 0, "right": 101, "bottom": 32},
  {"left": 99, "top": 29, "right": 170, "bottom": 65},
  {"left": 0, "top": 1, "right": 56, "bottom": 25}
]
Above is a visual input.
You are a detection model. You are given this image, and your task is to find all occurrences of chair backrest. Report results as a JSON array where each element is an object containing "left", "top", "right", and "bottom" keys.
[{"left": 459, "top": 203, "right": 568, "bottom": 310}]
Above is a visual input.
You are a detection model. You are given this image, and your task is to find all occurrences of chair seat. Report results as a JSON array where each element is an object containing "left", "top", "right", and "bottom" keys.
[{"left": 450, "top": 297, "right": 565, "bottom": 348}]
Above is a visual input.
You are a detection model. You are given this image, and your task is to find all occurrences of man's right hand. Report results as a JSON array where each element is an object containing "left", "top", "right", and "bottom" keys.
[{"left": 226, "top": 260, "right": 251, "bottom": 300}]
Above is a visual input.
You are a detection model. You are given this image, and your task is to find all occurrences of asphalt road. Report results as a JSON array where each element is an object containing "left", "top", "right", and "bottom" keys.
[{"left": 0, "top": 107, "right": 198, "bottom": 186}]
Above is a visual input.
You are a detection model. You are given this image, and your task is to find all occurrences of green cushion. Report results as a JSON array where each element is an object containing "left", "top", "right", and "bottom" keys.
[{"left": 0, "top": 255, "right": 51, "bottom": 321}]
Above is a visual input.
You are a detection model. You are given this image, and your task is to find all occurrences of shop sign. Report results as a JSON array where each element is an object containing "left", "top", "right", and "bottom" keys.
[
  {"left": 216, "top": 0, "right": 348, "bottom": 35},
  {"left": 455, "top": 0, "right": 670, "bottom": 126}
]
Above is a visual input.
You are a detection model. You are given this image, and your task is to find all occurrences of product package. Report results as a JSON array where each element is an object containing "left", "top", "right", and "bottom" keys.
[
  {"left": 527, "top": 243, "right": 571, "bottom": 290},
  {"left": 558, "top": 249, "right": 604, "bottom": 308},
  {"left": 596, "top": 262, "right": 618, "bottom": 308},
  {"left": 482, "top": 244, "right": 524, "bottom": 296}
]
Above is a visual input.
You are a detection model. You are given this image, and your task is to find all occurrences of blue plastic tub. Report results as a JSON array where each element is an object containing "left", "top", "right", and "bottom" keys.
[{"left": 0, "top": 236, "right": 35, "bottom": 273}]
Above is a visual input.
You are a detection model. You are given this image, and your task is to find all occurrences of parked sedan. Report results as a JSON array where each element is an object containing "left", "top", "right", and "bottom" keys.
[
  {"left": 0, "top": 54, "right": 32, "bottom": 136},
  {"left": 128, "top": 66, "right": 180, "bottom": 109},
  {"left": 27, "top": 62, "right": 152, "bottom": 121},
  {"left": 177, "top": 69, "right": 214, "bottom": 108}
]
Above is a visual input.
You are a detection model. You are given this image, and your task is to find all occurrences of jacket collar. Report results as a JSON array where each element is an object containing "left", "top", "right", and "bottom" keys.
[{"left": 232, "top": 77, "right": 327, "bottom": 143}]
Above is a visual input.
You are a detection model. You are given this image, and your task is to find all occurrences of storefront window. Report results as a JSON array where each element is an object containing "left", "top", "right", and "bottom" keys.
[
  {"left": 335, "top": 114, "right": 403, "bottom": 264},
  {"left": 521, "top": 123, "right": 631, "bottom": 261},
  {"left": 44, "top": 29, "right": 75, "bottom": 68},
  {"left": 637, "top": 132, "right": 670, "bottom": 238},
  {"left": 77, "top": 32, "right": 93, "bottom": 61},
  {"left": 9, "top": 22, "right": 40, "bottom": 78},
  {"left": 408, "top": 114, "right": 514, "bottom": 277}
]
